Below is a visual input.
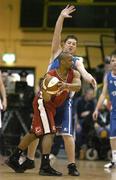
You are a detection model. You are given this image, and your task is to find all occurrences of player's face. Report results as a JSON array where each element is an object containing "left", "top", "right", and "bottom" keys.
[
  {"left": 110, "top": 56, "right": 116, "bottom": 72},
  {"left": 63, "top": 38, "right": 77, "bottom": 55},
  {"left": 63, "top": 55, "right": 73, "bottom": 69}
]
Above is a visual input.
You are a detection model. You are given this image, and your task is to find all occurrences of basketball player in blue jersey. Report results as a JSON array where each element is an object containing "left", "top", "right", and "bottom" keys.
[
  {"left": 20, "top": 5, "right": 97, "bottom": 176},
  {"left": 93, "top": 53, "right": 116, "bottom": 169}
]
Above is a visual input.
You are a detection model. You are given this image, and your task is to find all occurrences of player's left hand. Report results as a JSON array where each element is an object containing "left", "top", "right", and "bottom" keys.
[
  {"left": 61, "top": 5, "right": 76, "bottom": 18},
  {"left": 56, "top": 82, "right": 69, "bottom": 95}
]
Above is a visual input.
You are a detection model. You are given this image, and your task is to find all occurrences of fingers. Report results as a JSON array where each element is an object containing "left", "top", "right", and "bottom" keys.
[
  {"left": 66, "top": 5, "right": 75, "bottom": 10},
  {"left": 67, "top": 15, "right": 73, "bottom": 18},
  {"left": 64, "top": 4, "right": 76, "bottom": 14},
  {"left": 69, "top": 6, "right": 76, "bottom": 13},
  {"left": 66, "top": 4, "right": 70, "bottom": 9},
  {"left": 67, "top": 6, "right": 76, "bottom": 14},
  {"left": 61, "top": 5, "right": 76, "bottom": 19}
]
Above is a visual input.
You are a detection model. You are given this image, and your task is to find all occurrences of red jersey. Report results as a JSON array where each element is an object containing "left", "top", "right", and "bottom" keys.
[
  {"left": 31, "top": 69, "right": 74, "bottom": 136},
  {"left": 47, "top": 69, "right": 74, "bottom": 107}
]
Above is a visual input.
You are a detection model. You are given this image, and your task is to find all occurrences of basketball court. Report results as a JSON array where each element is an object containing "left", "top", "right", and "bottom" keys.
[{"left": 0, "top": 157, "right": 115, "bottom": 180}]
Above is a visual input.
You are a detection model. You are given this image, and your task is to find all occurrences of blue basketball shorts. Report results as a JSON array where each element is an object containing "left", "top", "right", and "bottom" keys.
[
  {"left": 55, "top": 98, "right": 75, "bottom": 136},
  {"left": 110, "top": 111, "right": 116, "bottom": 138}
]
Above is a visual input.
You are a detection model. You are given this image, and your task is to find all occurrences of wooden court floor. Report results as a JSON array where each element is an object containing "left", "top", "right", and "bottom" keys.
[{"left": 0, "top": 156, "right": 116, "bottom": 180}]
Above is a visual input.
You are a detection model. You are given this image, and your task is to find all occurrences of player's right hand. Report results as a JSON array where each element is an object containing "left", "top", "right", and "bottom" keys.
[{"left": 61, "top": 5, "right": 76, "bottom": 18}]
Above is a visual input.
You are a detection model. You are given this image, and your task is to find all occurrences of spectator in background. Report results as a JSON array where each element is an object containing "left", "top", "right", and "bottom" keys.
[
  {"left": 104, "top": 56, "right": 111, "bottom": 74},
  {"left": 75, "top": 88, "right": 96, "bottom": 150},
  {"left": 15, "top": 71, "right": 35, "bottom": 106},
  {"left": 15, "top": 71, "right": 35, "bottom": 129}
]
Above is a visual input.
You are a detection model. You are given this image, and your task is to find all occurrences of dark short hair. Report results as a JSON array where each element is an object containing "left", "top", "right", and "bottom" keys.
[
  {"left": 64, "top": 35, "right": 78, "bottom": 43},
  {"left": 111, "top": 53, "right": 116, "bottom": 59}
]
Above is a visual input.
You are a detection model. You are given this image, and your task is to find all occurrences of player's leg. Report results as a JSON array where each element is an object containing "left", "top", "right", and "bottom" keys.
[
  {"left": 104, "top": 138, "right": 116, "bottom": 168},
  {"left": 6, "top": 95, "right": 44, "bottom": 173},
  {"left": 49, "top": 135, "right": 63, "bottom": 165},
  {"left": 39, "top": 134, "right": 53, "bottom": 171},
  {"left": 6, "top": 132, "right": 37, "bottom": 172},
  {"left": 54, "top": 98, "right": 80, "bottom": 176},
  {"left": 104, "top": 115, "right": 116, "bottom": 168},
  {"left": 21, "top": 139, "right": 39, "bottom": 171},
  {"left": 63, "top": 135, "right": 80, "bottom": 176},
  {"left": 19, "top": 96, "right": 41, "bottom": 171},
  {"left": 27, "top": 139, "right": 39, "bottom": 160},
  {"left": 39, "top": 133, "right": 62, "bottom": 176},
  {"left": 63, "top": 135, "right": 75, "bottom": 163},
  {"left": 61, "top": 98, "right": 80, "bottom": 176},
  {"left": 49, "top": 107, "right": 65, "bottom": 165}
]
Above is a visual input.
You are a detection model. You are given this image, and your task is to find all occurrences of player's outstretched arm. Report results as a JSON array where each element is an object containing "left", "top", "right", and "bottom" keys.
[
  {"left": 93, "top": 75, "right": 108, "bottom": 120},
  {"left": 50, "top": 5, "right": 76, "bottom": 60},
  {"left": 75, "top": 60, "right": 97, "bottom": 89}
]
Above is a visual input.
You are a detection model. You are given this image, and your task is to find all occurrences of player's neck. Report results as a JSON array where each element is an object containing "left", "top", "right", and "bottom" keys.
[{"left": 57, "top": 68, "right": 68, "bottom": 81}]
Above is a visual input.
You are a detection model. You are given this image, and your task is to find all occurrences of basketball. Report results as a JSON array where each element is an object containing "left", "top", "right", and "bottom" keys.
[{"left": 42, "top": 76, "right": 60, "bottom": 94}]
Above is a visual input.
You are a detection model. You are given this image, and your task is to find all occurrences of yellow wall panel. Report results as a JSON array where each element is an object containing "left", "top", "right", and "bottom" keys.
[{"left": 0, "top": 0, "right": 115, "bottom": 87}]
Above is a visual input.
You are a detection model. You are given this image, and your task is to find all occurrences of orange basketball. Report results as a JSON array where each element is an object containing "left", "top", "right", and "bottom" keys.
[{"left": 43, "top": 76, "right": 60, "bottom": 94}]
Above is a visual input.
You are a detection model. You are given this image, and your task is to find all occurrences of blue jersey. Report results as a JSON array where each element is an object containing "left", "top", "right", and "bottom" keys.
[
  {"left": 48, "top": 55, "right": 80, "bottom": 71},
  {"left": 47, "top": 54, "right": 80, "bottom": 135},
  {"left": 107, "top": 72, "right": 116, "bottom": 112}
]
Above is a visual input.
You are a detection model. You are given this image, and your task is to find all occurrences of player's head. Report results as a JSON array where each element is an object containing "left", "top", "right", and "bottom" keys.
[
  {"left": 110, "top": 53, "right": 116, "bottom": 72},
  {"left": 84, "top": 88, "right": 95, "bottom": 101},
  {"left": 58, "top": 52, "right": 73, "bottom": 69},
  {"left": 63, "top": 35, "right": 78, "bottom": 55}
]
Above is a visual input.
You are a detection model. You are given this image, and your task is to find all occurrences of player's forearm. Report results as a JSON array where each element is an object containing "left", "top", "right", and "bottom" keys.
[
  {"left": 81, "top": 71, "right": 93, "bottom": 83},
  {"left": 51, "top": 14, "right": 64, "bottom": 53},
  {"left": 65, "top": 81, "right": 81, "bottom": 92},
  {"left": 77, "top": 61, "right": 94, "bottom": 83},
  {"left": 53, "top": 14, "right": 64, "bottom": 38}
]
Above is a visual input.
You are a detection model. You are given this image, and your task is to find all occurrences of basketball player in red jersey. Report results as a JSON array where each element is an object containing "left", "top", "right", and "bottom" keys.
[{"left": 6, "top": 52, "right": 81, "bottom": 176}]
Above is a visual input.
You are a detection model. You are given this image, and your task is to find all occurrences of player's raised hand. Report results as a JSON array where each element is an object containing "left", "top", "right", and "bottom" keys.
[{"left": 60, "top": 5, "right": 76, "bottom": 18}]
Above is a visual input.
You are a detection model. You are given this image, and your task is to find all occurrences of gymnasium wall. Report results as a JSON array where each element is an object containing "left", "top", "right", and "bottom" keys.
[{"left": 0, "top": 0, "right": 115, "bottom": 87}]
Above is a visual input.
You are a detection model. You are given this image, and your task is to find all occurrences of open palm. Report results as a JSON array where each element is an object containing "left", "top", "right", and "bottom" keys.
[{"left": 61, "top": 5, "right": 76, "bottom": 18}]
